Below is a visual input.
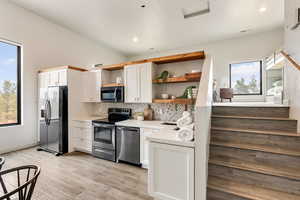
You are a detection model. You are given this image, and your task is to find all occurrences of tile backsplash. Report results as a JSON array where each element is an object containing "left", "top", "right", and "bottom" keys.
[{"left": 93, "top": 103, "right": 195, "bottom": 122}]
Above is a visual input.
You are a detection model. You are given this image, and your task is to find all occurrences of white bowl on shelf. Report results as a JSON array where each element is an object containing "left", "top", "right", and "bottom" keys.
[
  {"left": 161, "top": 94, "right": 169, "bottom": 99},
  {"left": 191, "top": 70, "right": 201, "bottom": 73}
]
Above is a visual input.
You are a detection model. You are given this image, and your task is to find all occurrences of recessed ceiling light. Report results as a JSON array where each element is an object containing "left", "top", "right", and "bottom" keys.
[
  {"left": 132, "top": 36, "right": 139, "bottom": 43},
  {"left": 259, "top": 7, "right": 267, "bottom": 12},
  {"left": 141, "top": 5, "right": 146, "bottom": 8}
]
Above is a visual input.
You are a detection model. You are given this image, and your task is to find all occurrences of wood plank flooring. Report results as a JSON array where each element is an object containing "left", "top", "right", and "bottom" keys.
[{"left": 0, "top": 148, "right": 153, "bottom": 200}]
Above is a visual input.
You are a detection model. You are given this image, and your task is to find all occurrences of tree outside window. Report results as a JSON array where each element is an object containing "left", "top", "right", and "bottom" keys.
[
  {"left": 230, "top": 61, "right": 262, "bottom": 95},
  {"left": 0, "top": 41, "right": 21, "bottom": 126}
]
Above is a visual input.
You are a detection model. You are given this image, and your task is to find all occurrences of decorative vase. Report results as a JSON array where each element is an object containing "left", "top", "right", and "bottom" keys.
[{"left": 144, "top": 104, "right": 154, "bottom": 120}]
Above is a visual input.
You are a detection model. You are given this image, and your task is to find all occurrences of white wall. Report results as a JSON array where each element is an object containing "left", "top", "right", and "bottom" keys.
[
  {"left": 284, "top": 0, "right": 300, "bottom": 131},
  {"left": 131, "top": 29, "right": 284, "bottom": 102},
  {"left": 194, "top": 55, "right": 213, "bottom": 200},
  {"left": 0, "top": 0, "right": 126, "bottom": 154}
]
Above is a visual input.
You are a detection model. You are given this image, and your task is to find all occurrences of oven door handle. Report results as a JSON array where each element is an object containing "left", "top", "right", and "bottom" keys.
[
  {"left": 112, "top": 127, "right": 116, "bottom": 149},
  {"left": 93, "top": 123, "right": 115, "bottom": 128}
]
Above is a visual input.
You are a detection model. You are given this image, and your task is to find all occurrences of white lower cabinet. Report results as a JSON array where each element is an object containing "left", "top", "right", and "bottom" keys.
[
  {"left": 140, "top": 128, "right": 159, "bottom": 168},
  {"left": 148, "top": 142, "right": 195, "bottom": 200},
  {"left": 71, "top": 120, "right": 93, "bottom": 153}
]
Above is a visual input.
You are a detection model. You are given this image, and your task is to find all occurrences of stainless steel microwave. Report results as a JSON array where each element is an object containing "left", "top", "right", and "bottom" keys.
[{"left": 101, "top": 86, "right": 124, "bottom": 102}]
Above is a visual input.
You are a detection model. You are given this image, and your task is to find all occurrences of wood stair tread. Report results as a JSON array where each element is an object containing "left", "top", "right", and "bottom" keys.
[
  {"left": 211, "top": 127, "right": 299, "bottom": 137},
  {"left": 211, "top": 115, "right": 296, "bottom": 121},
  {"left": 210, "top": 141, "right": 300, "bottom": 157},
  {"left": 209, "top": 157, "right": 300, "bottom": 181},
  {"left": 208, "top": 176, "right": 300, "bottom": 200}
]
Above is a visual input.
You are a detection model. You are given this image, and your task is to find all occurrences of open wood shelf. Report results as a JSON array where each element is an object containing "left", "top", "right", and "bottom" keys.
[
  {"left": 101, "top": 51, "right": 205, "bottom": 71},
  {"left": 153, "top": 73, "right": 201, "bottom": 84},
  {"left": 101, "top": 63, "right": 127, "bottom": 71},
  {"left": 38, "top": 65, "right": 88, "bottom": 73},
  {"left": 101, "top": 83, "right": 124, "bottom": 87},
  {"left": 151, "top": 51, "right": 205, "bottom": 64},
  {"left": 153, "top": 98, "right": 196, "bottom": 105}
]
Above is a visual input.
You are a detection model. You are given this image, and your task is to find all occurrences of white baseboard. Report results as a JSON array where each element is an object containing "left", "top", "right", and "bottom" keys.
[{"left": 0, "top": 143, "right": 38, "bottom": 155}]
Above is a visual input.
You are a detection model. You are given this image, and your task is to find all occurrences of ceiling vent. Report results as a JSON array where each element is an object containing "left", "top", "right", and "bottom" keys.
[
  {"left": 291, "top": 8, "right": 300, "bottom": 30},
  {"left": 183, "top": 0, "right": 210, "bottom": 19}
]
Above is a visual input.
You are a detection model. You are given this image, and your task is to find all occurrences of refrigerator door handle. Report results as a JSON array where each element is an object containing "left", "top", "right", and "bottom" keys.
[
  {"left": 47, "top": 100, "right": 52, "bottom": 125},
  {"left": 45, "top": 100, "right": 49, "bottom": 125}
]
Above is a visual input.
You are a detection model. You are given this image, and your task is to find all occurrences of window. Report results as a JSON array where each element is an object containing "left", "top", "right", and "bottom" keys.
[
  {"left": 230, "top": 61, "right": 262, "bottom": 95},
  {"left": 265, "top": 52, "right": 283, "bottom": 96},
  {"left": 0, "top": 40, "right": 21, "bottom": 126}
]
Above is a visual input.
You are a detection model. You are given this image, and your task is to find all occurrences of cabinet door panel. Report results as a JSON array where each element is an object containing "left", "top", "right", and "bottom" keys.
[
  {"left": 81, "top": 71, "right": 101, "bottom": 102},
  {"left": 140, "top": 128, "right": 156, "bottom": 168},
  {"left": 58, "top": 70, "right": 67, "bottom": 86},
  {"left": 49, "top": 71, "right": 59, "bottom": 86},
  {"left": 139, "top": 63, "right": 152, "bottom": 103},
  {"left": 124, "top": 65, "right": 139, "bottom": 103},
  {"left": 149, "top": 142, "right": 194, "bottom": 200},
  {"left": 39, "top": 72, "right": 50, "bottom": 89}
]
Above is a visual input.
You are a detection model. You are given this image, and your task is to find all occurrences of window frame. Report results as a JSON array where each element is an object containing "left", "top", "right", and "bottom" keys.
[
  {"left": 229, "top": 60, "right": 263, "bottom": 96},
  {"left": 0, "top": 39, "right": 22, "bottom": 127}
]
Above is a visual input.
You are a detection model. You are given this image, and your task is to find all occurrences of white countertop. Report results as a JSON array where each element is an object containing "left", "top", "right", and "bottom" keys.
[
  {"left": 213, "top": 102, "right": 289, "bottom": 107},
  {"left": 116, "top": 120, "right": 195, "bottom": 148},
  {"left": 116, "top": 120, "right": 169, "bottom": 129},
  {"left": 72, "top": 115, "right": 107, "bottom": 122}
]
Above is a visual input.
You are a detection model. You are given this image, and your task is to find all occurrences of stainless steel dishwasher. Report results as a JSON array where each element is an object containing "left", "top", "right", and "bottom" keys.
[{"left": 116, "top": 126, "right": 141, "bottom": 165}]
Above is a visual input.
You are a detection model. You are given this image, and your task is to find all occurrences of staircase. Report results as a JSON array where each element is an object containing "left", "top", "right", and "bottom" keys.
[{"left": 207, "top": 106, "right": 300, "bottom": 200}]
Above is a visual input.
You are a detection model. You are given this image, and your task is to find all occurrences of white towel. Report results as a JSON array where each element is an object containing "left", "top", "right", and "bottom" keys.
[
  {"left": 177, "top": 127, "right": 194, "bottom": 142},
  {"left": 182, "top": 111, "right": 191, "bottom": 117},
  {"left": 177, "top": 115, "right": 193, "bottom": 128}
]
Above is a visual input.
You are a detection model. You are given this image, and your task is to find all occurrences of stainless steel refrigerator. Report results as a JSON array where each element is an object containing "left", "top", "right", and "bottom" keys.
[{"left": 38, "top": 86, "right": 68, "bottom": 156}]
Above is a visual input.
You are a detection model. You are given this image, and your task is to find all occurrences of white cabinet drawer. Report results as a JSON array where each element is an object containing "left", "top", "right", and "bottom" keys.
[
  {"left": 71, "top": 127, "right": 92, "bottom": 139},
  {"left": 72, "top": 120, "right": 93, "bottom": 128},
  {"left": 74, "top": 138, "right": 92, "bottom": 152},
  {"left": 71, "top": 125, "right": 93, "bottom": 153}
]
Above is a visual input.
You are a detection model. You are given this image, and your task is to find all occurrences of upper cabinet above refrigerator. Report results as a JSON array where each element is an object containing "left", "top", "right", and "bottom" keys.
[
  {"left": 39, "top": 70, "right": 67, "bottom": 87},
  {"left": 124, "top": 63, "right": 153, "bottom": 103}
]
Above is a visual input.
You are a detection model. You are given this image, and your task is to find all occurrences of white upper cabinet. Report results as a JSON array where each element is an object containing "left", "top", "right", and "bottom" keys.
[
  {"left": 139, "top": 63, "right": 153, "bottom": 103},
  {"left": 49, "top": 71, "right": 59, "bottom": 86},
  {"left": 124, "top": 65, "right": 139, "bottom": 103},
  {"left": 124, "top": 63, "right": 152, "bottom": 103},
  {"left": 58, "top": 70, "right": 67, "bottom": 86},
  {"left": 40, "top": 70, "right": 67, "bottom": 87},
  {"left": 81, "top": 70, "right": 101, "bottom": 102},
  {"left": 38, "top": 72, "right": 50, "bottom": 89}
]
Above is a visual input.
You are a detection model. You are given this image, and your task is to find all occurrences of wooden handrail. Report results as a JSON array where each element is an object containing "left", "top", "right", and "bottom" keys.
[{"left": 280, "top": 51, "right": 300, "bottom": 71}]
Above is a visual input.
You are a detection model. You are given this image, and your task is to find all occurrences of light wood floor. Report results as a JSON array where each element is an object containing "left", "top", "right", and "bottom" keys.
[{"left": 0, "top": 148, "right": 153, "bottom": 200}]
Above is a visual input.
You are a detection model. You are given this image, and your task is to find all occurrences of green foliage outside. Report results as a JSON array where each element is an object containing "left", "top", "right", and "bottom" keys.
[
  {"left": 233, "top": 75, "right": 260, "bottom": 94},
  {"left": 0, "top": 80, "right": 17, "bottom": 124}
]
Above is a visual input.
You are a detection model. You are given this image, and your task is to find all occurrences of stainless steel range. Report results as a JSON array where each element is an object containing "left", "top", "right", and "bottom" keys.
[{"left": 92, "top": 108, "right": 131, "bottom": 162}]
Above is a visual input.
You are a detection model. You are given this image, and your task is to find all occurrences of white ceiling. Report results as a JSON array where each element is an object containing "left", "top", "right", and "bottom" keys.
[{"left": 9, "top": 0, "right": 284, "bottom": 57}]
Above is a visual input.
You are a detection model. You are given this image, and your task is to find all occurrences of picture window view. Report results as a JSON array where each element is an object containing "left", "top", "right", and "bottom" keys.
[
  {"left": 230, "top": 61, "right": 262, "bottom": 95},
  {"left": 0, "top": 40, "right": 21, "bottom": 126}
]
